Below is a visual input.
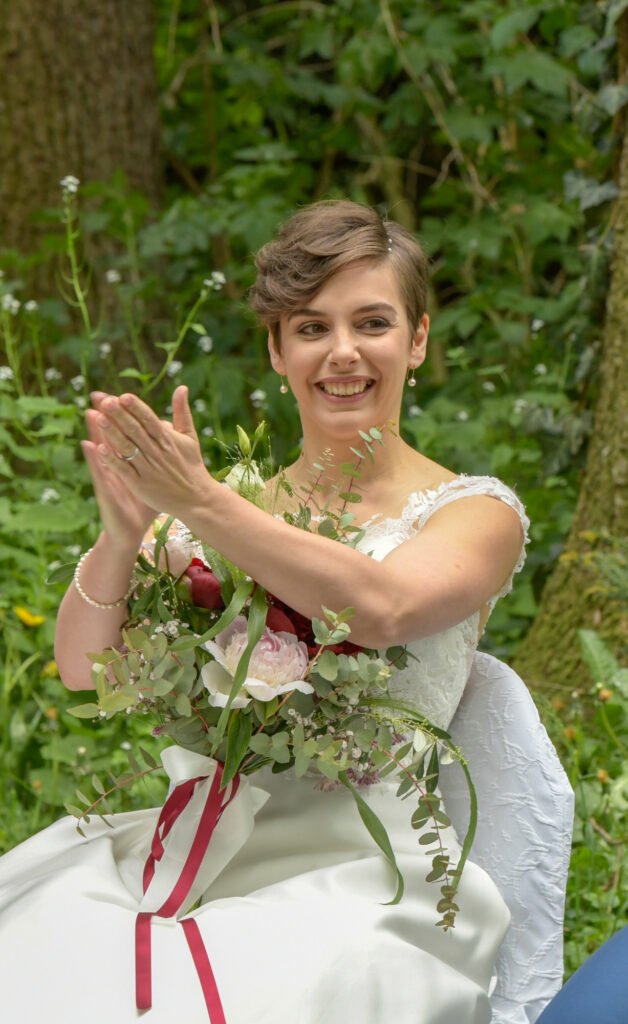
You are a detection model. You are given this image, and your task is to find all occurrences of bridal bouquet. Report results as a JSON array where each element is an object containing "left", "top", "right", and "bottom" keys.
[{"left": 66, "top": 424, "right": 475, "bottom": 931}]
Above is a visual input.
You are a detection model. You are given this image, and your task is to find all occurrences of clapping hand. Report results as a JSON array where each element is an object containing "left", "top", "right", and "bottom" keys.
[{"left": 83, "top": 386, "right": 212, "bottom": 536}]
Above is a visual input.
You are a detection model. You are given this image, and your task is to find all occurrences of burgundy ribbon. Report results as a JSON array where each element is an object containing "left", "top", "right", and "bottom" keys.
[{"left": 135, "top": 764, "right": 240, "bottom": 1019}]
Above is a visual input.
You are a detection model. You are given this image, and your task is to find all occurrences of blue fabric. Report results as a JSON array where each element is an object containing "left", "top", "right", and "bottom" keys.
[{"left": 537, "top": 926, "right": 628, "bottom": 1024}]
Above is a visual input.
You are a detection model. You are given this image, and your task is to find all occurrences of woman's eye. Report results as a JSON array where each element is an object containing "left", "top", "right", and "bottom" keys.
[
  {"left": 298, "top": 322, "right": 327, "bottom": 336},
  {"left": 360, "top": 317, "right": 390, "bottom": 331}
]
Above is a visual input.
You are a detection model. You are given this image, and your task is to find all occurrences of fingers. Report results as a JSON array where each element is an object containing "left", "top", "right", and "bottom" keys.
[{"left": 172, "top": 385, "right": 197, "bottom": 438}]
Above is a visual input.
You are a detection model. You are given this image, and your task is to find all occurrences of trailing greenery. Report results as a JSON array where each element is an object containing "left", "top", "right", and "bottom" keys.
[{"left": 1, "top": 0, "right": 626, "bottom": 975}]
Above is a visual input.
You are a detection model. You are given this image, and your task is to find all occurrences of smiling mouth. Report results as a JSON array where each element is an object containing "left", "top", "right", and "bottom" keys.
[{"left": 317, "top": 379, "right": 375, "bottom": 397}]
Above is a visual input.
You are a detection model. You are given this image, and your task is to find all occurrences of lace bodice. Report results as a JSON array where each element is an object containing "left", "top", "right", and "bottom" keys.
[
  {"left": 352, "top": 475, "right": 530, "bottom": 729},
  {"left": 161, "top": 474, "right": 529, "bottom": 730}
]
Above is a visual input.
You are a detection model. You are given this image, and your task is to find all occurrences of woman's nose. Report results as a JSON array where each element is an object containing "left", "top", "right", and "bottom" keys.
[{"left": 328, "top": 326, "right": 360, "bottom": 364}]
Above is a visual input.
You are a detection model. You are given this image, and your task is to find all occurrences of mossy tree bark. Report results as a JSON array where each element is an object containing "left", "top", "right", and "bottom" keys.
[
  {"left": 0, "top": 0, "right": 162, "bottom": 257},
  {"left": 513, "top": 14, "right": 628, "bottom": 695}
]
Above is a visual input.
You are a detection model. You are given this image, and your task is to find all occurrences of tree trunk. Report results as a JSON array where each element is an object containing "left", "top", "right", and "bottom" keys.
[
  {"left": 0, "top": 0, "right": 162, "bottom": 256},
  {"left": 513, "top": 14, "right": 628, "bottom": 695}
]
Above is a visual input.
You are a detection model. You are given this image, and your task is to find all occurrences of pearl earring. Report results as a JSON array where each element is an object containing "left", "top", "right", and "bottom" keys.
[
  {"left": 407, "top": 368, "right": 417, "bottom": 388},
  {"left": 279, "top": 376, "right": 289, "bottom": 394}
]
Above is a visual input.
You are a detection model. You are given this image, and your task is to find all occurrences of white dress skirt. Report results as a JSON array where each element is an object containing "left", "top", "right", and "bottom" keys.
[{"left": 0, "top": 475, "right": 530, "bottom": 1023}]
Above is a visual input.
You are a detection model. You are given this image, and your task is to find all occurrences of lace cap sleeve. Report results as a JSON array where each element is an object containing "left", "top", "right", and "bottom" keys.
[{"left": 410, "top": 475, "right": 530, "bottom": 603}]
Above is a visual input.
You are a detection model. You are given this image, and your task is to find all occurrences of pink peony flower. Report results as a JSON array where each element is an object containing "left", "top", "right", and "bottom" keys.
[{"left": 201, "top": 615, "right": 313, "bottom": 708}]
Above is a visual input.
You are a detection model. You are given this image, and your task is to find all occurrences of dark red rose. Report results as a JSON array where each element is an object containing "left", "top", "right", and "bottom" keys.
[
  {"left": 266, "top": 593, "right": 362, "bottom": 656},
  {"left": 265, "top": 605, "right": 298, "bottom": 635},
  {"left": 184, "top": 558, "right": 224, "bottom": 610}
]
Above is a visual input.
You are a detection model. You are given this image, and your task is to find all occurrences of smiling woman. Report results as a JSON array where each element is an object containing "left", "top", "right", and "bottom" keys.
[{"left": 0, "top": 200, "right": 542, "bottom": 1024}]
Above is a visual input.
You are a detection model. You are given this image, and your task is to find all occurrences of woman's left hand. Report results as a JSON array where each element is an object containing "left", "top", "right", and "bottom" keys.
[{"left": 94, "top": 385, "right": 213, "bottom": 519}]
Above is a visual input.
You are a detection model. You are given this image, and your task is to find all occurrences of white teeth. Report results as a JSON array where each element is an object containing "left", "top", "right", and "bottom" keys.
[{"left": 320, "top": 380, "right": 372, "bottom": 396}]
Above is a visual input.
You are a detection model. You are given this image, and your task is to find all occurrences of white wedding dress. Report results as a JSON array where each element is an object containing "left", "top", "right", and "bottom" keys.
[{"left": 0, "top": 475, "right": 532, "bottom": 1024}]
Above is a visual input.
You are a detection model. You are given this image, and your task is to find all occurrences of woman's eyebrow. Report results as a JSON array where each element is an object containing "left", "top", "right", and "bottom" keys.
[{"left": 287, "top": 302, "right": 397, "bottom": 321}]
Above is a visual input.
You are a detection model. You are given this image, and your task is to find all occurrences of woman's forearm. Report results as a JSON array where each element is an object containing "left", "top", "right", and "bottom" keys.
[
  {"left": 54, "top": 530, "right": 141, "bottom": 691},
  {"left": 183, "top": 482, "right": 389, "bottom": 647}
]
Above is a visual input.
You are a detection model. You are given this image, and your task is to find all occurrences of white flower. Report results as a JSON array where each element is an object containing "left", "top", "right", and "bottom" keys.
[
  {"left": 65, "top": 544, "right": 81, "bottom": 557},
  {"left": 40, "top": 488, "right": 60, "bottom": 503},
  {"left": 120, "top": 741, "right": 132, "bottom": 751},
  {"left": 70, "top": 374, "right": 85, "bottom": 391},
  {"left": 0, "top": 366, "right": 14, "bottom": 381},
  {"left": 44, "top": 367, "right": 62, "bottom": 381},
  {"left": 198, "top": 335, "right": 213, "bottom": 353},
  {"left": 193, "top": 398, "right": 207, "bottom": 413},
  {"left": 534, "top": 363, "right": 547, "bottom": 376},
  {"left": 531, "top": 319, "right": 545, "bottom": 333},
  {"left": 513, "top": 399, "right": 528, "bottom": 415},
  {"left": 224, "top": 461, "right": 265, "bottom": 499},
  {"left": 1, "top": 294, "right": 20, "bottom": 315},
  {"left": 60, "top": 175, "right": 80, "bottom": 193},
  {"left": 167, "top": 360, "right": 183, "bottom": 377},
  {"left": 203, "top": 270, "right": 226, "bottom": 292},
  {"left": 482, "top": 381, "right": 496, "bottom": 393},
  {"left": 408, "top": 404, "right": 422, "bottom": 417},
  {"left": 105, "top": 269, "right": 121, "bottom": 285},
  {"left": 456, "top": 409, "right": 469, "bottom": 421},
  {"left": 99, "top": 342, "right": 112, "bottom": 358},
  {"left": 249, "top": 389, "right": 266, "bottom": 407},
  {"left": 24, "top": 300, "right": 39, "bottom": 312},
  {"left": 201, "top": 615, "right": 313, "bottom": 708},
  {"left": 201, "top": 425, "right": 214, "bottom": 437}
]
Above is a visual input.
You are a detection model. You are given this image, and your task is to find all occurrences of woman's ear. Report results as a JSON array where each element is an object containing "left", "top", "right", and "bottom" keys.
[
  {"left": 267, "top": 331, "right": 286, "bottom": 374},
  {"left": 409, "top": 313, "right": 429, "bottom": 370}
]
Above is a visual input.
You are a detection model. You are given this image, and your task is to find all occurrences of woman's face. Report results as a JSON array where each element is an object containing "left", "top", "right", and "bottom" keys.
[{"left": 269, "top": 259, "right": 429, "bottom": 441}]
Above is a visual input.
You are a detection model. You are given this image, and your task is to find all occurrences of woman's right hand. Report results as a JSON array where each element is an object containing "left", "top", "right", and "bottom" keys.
[{"left": 81, "top": 391, "right": 159, "bottom": 549}]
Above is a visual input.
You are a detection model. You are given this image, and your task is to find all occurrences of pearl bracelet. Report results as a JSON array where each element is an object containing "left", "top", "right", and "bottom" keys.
[{"left": 73, "top": 546, "right": 139, "bottom": 610}]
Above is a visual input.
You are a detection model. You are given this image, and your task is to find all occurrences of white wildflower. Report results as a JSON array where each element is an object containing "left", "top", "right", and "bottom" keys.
[
  {"left": 76, "top": 745, "right": 87, "bottom": 756},
  {"left": 408, "top": 404, "right": 422, "bottom": 417},
  {"left": 99, "top": 342, "right": 112, "bottom": 358},
  {"left": 197, "top": 335, "right": 213, "bottom": 353},
  {"left": 456, "top": 409, "right": 469, "bottom": 421},
  {"left": 193, "top": 398, "right": 207, "bottom": 413},
  {"left": 1, "top": 294, "right": 20, "bottom": 315},
  {"left": 482, "top": 381, "right": 496, "bottom": 393},
  {"left": 120, "top": 741, "right": 132, "bottom": 750},
  {"left": 65, "top": 544, "right": 81, "bottom": 557},
  {"left": 105, "top": 269, "right": 121, "bottom": 285},
  {"left": 513, "top": 399, "right": 528, "bottom": 415},
  {"left": 70, "top": 374, "right": 85, "bottom": 391},
  {"left": 203, "top": 455, "right": 212, "bottom": 467},
  {"left": 250, "top": 389, "right": 266, "bottom": 407},
  {"left": 60, "top": 175, "right": 80, "bottom": 194},
  {"left": 24, "top": 300, "right": 39, "bottom": 312},
  {"left": 74, "top": 396, "right": 86, "bottom": 408},
  {"left": 167, "top": 360, "right": 183, "bottom": 377},
  {"left": 40, "top": 488, "right": 60, "bottom": 504},
  {"left": 44, "top": 367, "right": 62, "bottom": 381},
  {"left": 0, "top": 366, "right": 14, "bottom": 381},
  {"left": 201, "top": 425, "right": 214, "bottom": 437},
  {"left": 531, "top": 319, "right": 545, "bottom": 333},
  {"left": 534, "top": 363, "right": 547, "bottom": 376}
]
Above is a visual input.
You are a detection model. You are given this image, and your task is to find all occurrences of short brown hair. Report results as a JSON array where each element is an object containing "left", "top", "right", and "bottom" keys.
[{"left": 248, "top": 200, "right": 428, "bottom": 340}]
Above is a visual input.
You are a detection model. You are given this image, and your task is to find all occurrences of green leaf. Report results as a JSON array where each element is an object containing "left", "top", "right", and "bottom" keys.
[
  {"left": 118, "top": 368, "right": 152, "bottom": 382},
  {"left": 212, "top": 585, "right": 267, "bottom": 756},
  {"left": 139, "top": 747, "right": 158, "bottom": 769},
  {"left": 340, "top": 773, "right": 404, "bottom": 905},
  {"left": 490, "top": 10, "right": 538, "bottom": 50},
  {"left": 316, "top": 650, "right": 339, "bottom": 682},
  {"left": 338, "top": 492, "right": 362, "bottom": 503},
  {"left": 578, "top": 629, "right": 619, "bottom": 684},
  {"left": 175, "top": 693, "right": 192, "bottom": 716},
  {"left": 222, "top": 711, "right": 253, "bottom": 788},
  {"left": 67, "top": 703, "right": 101, "bottom": 719},
  {"left": 92, "top": 774, "right": 105, "bottom": 795}
]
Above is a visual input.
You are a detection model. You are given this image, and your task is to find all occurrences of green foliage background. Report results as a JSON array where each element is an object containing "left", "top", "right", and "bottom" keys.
[{"left": 1, "top": 0, "right": 626, "bottom": 975}]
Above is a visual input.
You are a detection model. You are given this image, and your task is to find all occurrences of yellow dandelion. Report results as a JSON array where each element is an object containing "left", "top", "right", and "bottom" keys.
[
  {"left": 597, "top": 769, "right": 609, "bottom": 784},
  {"left": 42, "top": 659, "right": 59, "bottom": 678},
  {"left": 14, "top": 605, "right": 46, "bottom": 627},
  {"left": 44, "top": 707, "right": 58, "bottom": 720}
]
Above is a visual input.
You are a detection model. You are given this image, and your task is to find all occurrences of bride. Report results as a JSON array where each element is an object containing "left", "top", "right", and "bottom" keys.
[{"left": 0, "top": 201, "right": 529, "bottom": 1023}]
